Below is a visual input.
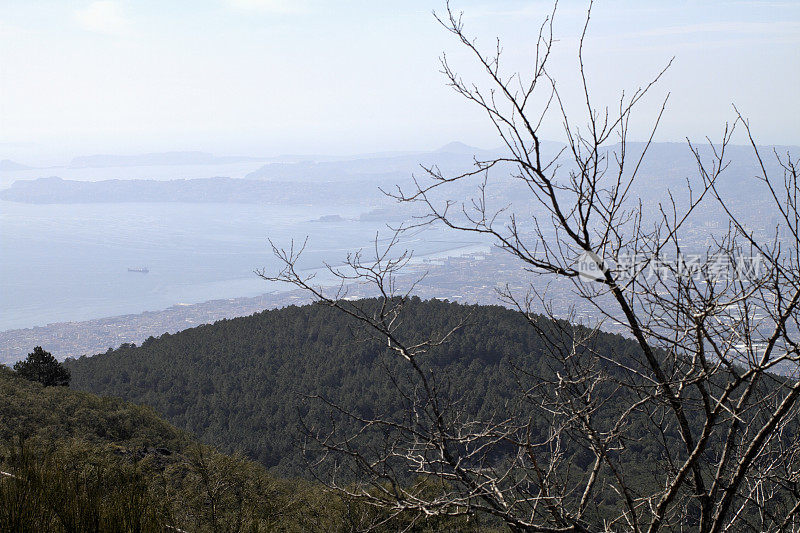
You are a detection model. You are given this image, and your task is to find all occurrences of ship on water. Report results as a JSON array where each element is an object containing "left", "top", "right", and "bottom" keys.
[{"left": 128, "top": 267, "right": 149, "bottom": 273}]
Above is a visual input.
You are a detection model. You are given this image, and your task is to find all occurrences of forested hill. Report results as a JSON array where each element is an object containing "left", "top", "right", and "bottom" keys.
[
  {"left": 0, "top": 364, "right": 480, "bottom": 531},
  {"left": 65, "top": 298, "right": 643, "bottom": 477},
  {"left": 0, "top": 365, "right": 298, "bottom": 530}
]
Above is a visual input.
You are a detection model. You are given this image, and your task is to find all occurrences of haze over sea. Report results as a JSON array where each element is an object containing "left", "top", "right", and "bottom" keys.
[
  {"left": 0, "top": 159, "right": 486, "bottom": 332},
  {"left": 1, "top": 197, "right": 486, "bottom": 331}
]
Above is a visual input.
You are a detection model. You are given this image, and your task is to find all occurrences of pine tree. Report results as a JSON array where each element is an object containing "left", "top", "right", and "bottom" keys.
[{"left": 13, "top": 346, "right": 70, "bottom": 387}]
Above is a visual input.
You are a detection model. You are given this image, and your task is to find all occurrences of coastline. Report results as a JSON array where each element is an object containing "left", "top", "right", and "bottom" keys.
[
  {"left": 0, "top": 243, "right": 492, "bottom": 364},
  {"left": 0, "top": 289, "right": 316, "bottom": 364}
]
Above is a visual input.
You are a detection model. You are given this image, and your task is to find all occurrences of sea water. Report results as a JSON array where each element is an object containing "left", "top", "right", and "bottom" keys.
[{"left": 0, "top": 199, "right": 482, "bottom": 331}]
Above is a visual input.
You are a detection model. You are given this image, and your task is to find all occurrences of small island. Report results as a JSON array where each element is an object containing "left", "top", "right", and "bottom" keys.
[{"left": 310, "top": 214, "right": 346, "bottom": 223}]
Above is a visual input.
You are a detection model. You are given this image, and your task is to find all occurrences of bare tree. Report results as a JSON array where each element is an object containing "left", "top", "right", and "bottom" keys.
[{"left": 261, "top": 2, "right": 800, "bottom": 531}]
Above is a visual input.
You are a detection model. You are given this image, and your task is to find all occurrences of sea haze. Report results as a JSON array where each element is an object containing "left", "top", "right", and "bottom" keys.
[
  {"left": 3, "top": 141, "right": 792, "bottom": 332},
  {"left": 0, "top": 198, "right": 483, "bottom": 331},
  {"left": 0, "top": 146, "right": 501, "bottom": 331}
]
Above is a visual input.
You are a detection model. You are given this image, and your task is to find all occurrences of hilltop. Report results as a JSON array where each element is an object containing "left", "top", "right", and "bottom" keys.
[{"left": 64, "top": 299, "right": 644, "bottom": 477}]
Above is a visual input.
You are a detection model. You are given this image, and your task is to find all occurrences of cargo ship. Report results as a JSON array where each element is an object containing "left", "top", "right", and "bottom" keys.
[{"left": 127, "top": 267, "right": 149, "bottom": 273}]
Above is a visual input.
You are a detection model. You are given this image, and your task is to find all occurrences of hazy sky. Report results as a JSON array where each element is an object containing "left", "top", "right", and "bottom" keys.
[{"left": 0, "top": 1, "right": 798, "bottom": 160}]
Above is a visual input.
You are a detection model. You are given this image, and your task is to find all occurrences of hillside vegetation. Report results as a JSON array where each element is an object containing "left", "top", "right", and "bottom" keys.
[
  {"left": 65, "top": 299, "right": 650, "bottom": 478},
  {"left": 0, "top": 366, "right": 480, "bottom": 532}
]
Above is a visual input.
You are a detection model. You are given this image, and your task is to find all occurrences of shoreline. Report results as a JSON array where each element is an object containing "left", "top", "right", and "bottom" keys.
[
  {"left": 0, "top": 288, "right": 318, "bottom": 364},
  {"left": 0, "top": 244, "right": 493, "bottom": 364}
]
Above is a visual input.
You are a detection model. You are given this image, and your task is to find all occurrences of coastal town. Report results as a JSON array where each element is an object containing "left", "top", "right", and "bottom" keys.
[{"left": 0, "top": 248, "right": 586, "bottom": 363}]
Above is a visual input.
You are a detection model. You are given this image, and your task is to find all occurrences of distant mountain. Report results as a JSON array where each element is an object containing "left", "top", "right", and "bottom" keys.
[
  {"left": 245, "top": 143, "right": 502, "bottom": 182},
  {"left": 4, "top": 142, "right": 793, "bottom": 209},
  {"left": 0, "top": 175, "right": 389, "bottom": 205},
  {"left": 69, "top": 151, "right": 264, "bottom": 168},
  {"left": 0, "top": 159, "right": 32, "bottom": 171},
  {"left": 435, "top": 141, "right": 484, "bottom": 154}
]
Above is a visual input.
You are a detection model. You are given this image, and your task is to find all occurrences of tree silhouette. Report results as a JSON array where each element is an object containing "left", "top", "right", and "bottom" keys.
[
  {"left": 264, "top": 2, "right": 800, "bottom": 531},
  {"left": 13, "top": 346, "right": 70, "bottom": 387}
]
